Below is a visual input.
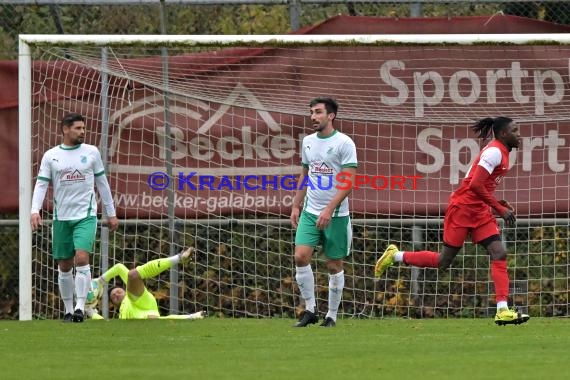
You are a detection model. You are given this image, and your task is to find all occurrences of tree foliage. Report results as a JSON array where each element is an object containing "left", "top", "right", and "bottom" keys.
[{"left": 1, "top": 2, "right": 568, "bottom": 59}]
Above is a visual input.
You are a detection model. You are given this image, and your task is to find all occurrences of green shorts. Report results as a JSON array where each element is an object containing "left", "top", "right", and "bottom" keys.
[
  {"left": 51, "top": 216, "right": 97, "bottom": 260},
  {"left": 294, "top": 210, "right": 352, "bottom": 260}
]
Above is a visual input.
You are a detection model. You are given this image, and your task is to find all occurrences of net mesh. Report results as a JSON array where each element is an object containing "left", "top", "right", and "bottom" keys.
[{"left": 29, "top": 40, "right": 570, "bottom": 319}]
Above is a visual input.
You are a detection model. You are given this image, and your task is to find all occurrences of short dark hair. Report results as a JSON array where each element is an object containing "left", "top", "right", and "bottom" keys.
[
  {"left": 309, "top": 97, "right": 339, "bottom": 118},
  {"left": 60, "top": 113, "right": 85, "bottom": 130}
]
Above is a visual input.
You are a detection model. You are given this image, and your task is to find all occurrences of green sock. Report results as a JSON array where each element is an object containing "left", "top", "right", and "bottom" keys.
[{"left": 136, "top": 257, "right": 175, "bottom": 280}]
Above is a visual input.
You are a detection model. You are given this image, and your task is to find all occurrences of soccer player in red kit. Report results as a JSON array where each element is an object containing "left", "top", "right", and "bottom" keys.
[{"left": 375, "top": 117, "right": 530, "bottom": 325}]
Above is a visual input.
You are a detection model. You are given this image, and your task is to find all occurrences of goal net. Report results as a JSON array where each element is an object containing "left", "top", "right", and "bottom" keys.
[{"left": 19, "top": 34, "right": 570, "bottom": 320}]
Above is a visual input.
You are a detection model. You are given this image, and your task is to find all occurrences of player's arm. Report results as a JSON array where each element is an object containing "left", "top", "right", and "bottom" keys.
[
  {"left": 99, "top": 263, "right": 129, "bottom": 284},
  {"left": 30, "top": 154, "right": 51, "bottom": 231},
  {"left": 290, "top": 166, "right": 309, "bottom": 229},
  {"left": 468, "top": 149, "right": 515, "bottom": 226},
  {"left": 93, "top": 149, "right": 119, "bottom": 231},
  {"left": 498, "top": 199, "right": 515, "bottom": 212},
  {"left": 94, "top": 173, "right": 118, "bottom": 231}
]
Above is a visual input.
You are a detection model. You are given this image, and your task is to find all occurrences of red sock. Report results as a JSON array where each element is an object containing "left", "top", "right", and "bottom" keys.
[
  {"left": 491, "top": 260, "right": 509, "bottom": 303},
  {"left": 402, "top": 251, "right": 439, "bottom": 268}
]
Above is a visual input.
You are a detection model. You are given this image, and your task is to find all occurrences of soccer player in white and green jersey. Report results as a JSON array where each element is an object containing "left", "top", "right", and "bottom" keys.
[
  {"left": 93, "top": 248, "right": 205, "bottom": 320},
  {"left": 290, "top": 97, "right": 357, "bottom": 327},
  {"left": 30, "top": 113, "right": 119, "bottom": 323}
]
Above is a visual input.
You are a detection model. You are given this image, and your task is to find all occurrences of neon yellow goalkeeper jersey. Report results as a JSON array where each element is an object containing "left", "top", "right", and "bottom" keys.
[{"left": 119, "top": 289, "right": 160, "bottom": 319}]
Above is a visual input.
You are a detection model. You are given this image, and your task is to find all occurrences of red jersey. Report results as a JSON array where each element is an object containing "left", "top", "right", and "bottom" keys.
[{"left": 449, "top": 139, "right": 510, "bottom": 209}]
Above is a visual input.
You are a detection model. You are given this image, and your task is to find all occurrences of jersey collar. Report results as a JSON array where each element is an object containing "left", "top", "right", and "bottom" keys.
[{"left": 59, "top": 143, "right": 82, "bottom": 150}]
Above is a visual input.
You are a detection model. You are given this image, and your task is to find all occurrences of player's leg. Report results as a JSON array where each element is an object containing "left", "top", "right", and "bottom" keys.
[
  {"left": 320, "top": 215, "right": 351, "bottom": 327},
  {"left": 159, "top": 311, "right": 206, "bottom": 320},
  {"left": 483, "top": 238, "right": 528, "bottom": 325},
  {"left": 403, "top": 204, "right": 466, "bottom": 269},
  {"left": 375, "top": 205, "right": 466, "bottom": 278},
  {"left": 473, "top": 213, "right": 508, "bottom": 310},
  {"left": 98, "top": 249, "right": 193, "bottom": 318},
  {"left": 126, "top": 268, "right": 146, "bottom": 298},
  {"left": 57, "top": 259, "right": 75, "bottom": 322},
  {"left": 123, "top": 251, "right": 191, "bottom": 319},
  {"left": 101, "top": 249, "right": 189, "bottom": 279},
  {"left": 126, "top": 248, "right": 194, "bottom": 298},
  {"left": 52, "top": 220, "right": 76, "bottom": 321},
  {"left": 135, "top": 247, "right": 193, "bottom": 282},
  {"left": 437, "top": 204, "right": 476, "bottom": 269},
  {"left": 71, "top": 216, "right": 97, "bottom": 322},
  {"left": 474, "top": 216, "right": 529, "bottom": 325},
  {"left": 293, "top": 211, "right": 320, "bottom": 327},
  {"left": 481, "top": 236, "right": 509, "bottom": 307},
  {"left": 101, "top": 263, "right": 130, "bottom": 284}
]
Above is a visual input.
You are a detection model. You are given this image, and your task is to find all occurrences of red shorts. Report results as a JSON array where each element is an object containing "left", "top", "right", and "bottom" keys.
[{"left": 443, "top": 204, "right": 500, "bottom": 247}]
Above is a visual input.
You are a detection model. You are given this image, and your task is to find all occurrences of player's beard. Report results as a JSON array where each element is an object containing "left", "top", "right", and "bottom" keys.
[
  {"left": 313, "top": 121, "right": 327, "bottom": 132},
  {"left": 508, "top": 136, "right": 520, "bottom": 150},
  {"left": 71, "top": 136, "right": 84, "bottom": 145}
]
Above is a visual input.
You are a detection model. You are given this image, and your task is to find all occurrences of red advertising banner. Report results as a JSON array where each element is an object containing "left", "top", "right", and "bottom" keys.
[{"left": 2, "top": 43, "right": 570, "bottom": 218}]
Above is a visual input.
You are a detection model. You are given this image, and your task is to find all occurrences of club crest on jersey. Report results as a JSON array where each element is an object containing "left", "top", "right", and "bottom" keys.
[
  {"left": 310, "top": 161, "right": 333, "bottom": 175},
  {"left": 326, "top": 147, "right": 334, "bottom": 155},
  {"left": 81, "top": 155, "right": 87, "bottom": 163}
]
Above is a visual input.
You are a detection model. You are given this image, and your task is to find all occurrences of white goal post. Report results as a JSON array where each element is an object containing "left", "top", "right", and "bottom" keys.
[{"left": 19, "top": 34, "right": 570, "bottom": 321}]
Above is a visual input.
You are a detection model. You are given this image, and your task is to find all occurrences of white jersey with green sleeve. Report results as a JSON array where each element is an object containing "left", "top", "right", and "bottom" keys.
[
  {"left": 300, "top": 130, "right": 357, "bottom": 217},
  {"left": 36, "top": 144, "right": 105, "bottom": 220}
]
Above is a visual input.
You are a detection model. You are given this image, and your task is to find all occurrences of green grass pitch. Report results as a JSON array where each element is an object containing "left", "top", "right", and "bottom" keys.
[{"left": 0, "top": 318, "right": 567, "bottom": 380}]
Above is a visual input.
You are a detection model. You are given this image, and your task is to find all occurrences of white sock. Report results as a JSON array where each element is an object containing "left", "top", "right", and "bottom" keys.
[
  {"left": 326, "top": 270, "right": 344, "bottom": 321},
  {"left": 497, "top": 301, "right": 508, "bottom": 311},
  {"left": 394, "top": 251, "right": 404, "bottom": 262},
  {"left": 58, "top": 268, "right": 74, "bottom": 314},
  {"left": 74, "top": 264, "right": 91, "bottom": 311},
  {"left": 295, "top": 265, "right": 316, "bottom": 313}
]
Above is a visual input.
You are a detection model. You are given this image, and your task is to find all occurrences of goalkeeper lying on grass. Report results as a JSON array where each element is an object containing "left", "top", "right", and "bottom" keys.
[{"left": 87, "top": 248, "right": 205, "bottom": 320}]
